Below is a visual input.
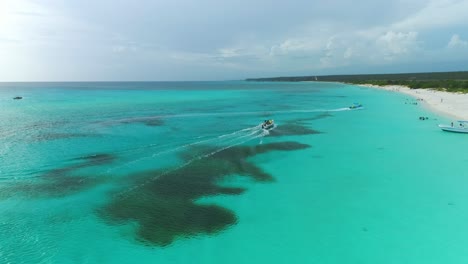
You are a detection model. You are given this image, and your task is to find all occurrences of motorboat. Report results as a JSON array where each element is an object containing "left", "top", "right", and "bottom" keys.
[
  {"left": 439, "top": 121, "right": 468, "bottom": 133},
  {"left": 349, "top": 103, "right": 363, "bottom": 109},
  {"left": 261, "top": 119, "right": 275, "bottom": 130}
]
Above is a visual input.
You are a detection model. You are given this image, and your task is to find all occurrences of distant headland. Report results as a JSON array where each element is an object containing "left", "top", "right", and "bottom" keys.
[{"left": 246, "top": 71, "right": 468, "bottom": 93}]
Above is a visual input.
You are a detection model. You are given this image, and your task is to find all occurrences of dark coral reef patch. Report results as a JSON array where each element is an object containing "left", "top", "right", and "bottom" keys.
[
  {"left": 292, "top": 112, "right": 333, "bottom": 123},
  {"left": 269, "top": 123, "right": 320, "bottom": 137},
  {"left": 268, "top": 114, "right": 327, "bottom": 137},
  {"left": 98, "top": 141, "right": 310, "bottom": 247},
  {"left": 33, "top": 133, "right": 95, "bottom": 142},
  {"left": 121, "top": 117, "right": 165, "bottom": 127},
  {"left": 1, "top": 154, "right": 115, "bottom": 198}
]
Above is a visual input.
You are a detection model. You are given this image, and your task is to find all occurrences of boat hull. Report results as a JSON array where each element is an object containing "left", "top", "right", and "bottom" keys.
[{"left": 438, "top": 125, "right": 468, "bottom": 133}]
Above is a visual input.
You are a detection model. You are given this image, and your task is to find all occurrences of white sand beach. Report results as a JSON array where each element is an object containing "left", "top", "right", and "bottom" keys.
[{"left": 359, "top": 84, "right": 468, "bottom": 120}]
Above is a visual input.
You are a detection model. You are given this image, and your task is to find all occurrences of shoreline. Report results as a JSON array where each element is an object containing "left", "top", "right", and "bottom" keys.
[{"left": 357, "top": 84, "right": 468, "bottom": 121}]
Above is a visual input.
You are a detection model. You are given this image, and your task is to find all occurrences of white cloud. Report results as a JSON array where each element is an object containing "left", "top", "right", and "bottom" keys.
[
  {"left": 1, "top": 0, "right": 467, "bottom": 81},
  {"left": 343, "top": 48, "right": 353, "bottom": 59},
  {"left": 112, "top": 46, "right": 126, "bottom": 53},
  {"left": 393, "top": 0, "right": 468, "bottom": 31},
  {"left": 447, "top": 34, "right": 468, "bottom": 48},
  {"left": 217, "top": 48, "right": 242, "bottom": 58},
  {"left": 269, "top": 37, "right": 324, "bottom": 57},
  {"left": 0, "top": 0, "right": 47, "bottom": 42},
  {"left": 376, "top": 31, "right": 419, "bottom": 60},
  {"left": 319, "top": 37, "right": 337, "bottom": 66},
  {"left": 112, "top": 43, "right": 138, "bottom": 53}
]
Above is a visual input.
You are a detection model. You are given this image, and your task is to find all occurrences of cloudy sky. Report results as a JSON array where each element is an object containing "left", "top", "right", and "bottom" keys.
[{"left": 1, "top": 0, "right": 467, "bottom": 81}]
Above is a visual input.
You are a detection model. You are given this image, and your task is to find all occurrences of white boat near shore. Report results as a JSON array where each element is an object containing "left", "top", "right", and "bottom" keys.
[{"left": 439, "top": 121, "right": 468, "bottom": 133}]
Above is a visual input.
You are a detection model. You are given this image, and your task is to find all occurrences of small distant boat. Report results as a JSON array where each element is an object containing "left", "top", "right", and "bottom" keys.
[
  {"left": 261, "top": 119, "right": 275, "bottom": 130},
  {"left": 349, "top": 103, "right": 363, "bottom": 109},
  {"left": 13, "top": 96, "right": 22, "bottom": 100},
  {"left": 439, "top": 121, "right": 468, "bottom": 133}
]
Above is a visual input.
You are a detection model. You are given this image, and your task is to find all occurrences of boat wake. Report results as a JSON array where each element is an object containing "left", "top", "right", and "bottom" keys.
[
  {"left": 115, "top": 126, "right": 269, "bottom": 197},
  {"left": 103, "top": 107, "right": 353, "bottom": 126},
  {"left": 106, "top": 124, "right": 267, "bottom": 175}
]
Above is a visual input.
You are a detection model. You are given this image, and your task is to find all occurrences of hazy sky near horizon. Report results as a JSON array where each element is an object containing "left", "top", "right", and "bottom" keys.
[{"left": 1, "top": 0, "right": 467, "bottom": 81}]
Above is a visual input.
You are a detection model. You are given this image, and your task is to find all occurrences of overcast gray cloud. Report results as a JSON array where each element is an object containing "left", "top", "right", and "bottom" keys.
[{"left": 0, "top": 0, "right": 467, "bottom": 81}]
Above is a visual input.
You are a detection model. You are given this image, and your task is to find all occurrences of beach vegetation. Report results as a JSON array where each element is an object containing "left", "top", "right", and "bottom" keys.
[{"left": 247, "top": 71, "right": 468, "bottom": 93}]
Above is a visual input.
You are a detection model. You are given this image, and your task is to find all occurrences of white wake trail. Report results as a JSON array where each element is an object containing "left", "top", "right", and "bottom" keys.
[
  {"left": 105, "top": 125, "right": 263, "bottom": 174},
  {"left": 116, "top": 129, "right": 268, "bottom": 198},
  {"left": 105, "top": 107, "right": 352, "bottom": 125}
]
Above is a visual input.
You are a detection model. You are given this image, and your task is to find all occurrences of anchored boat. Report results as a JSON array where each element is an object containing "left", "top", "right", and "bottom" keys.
[{"left": 439, "top": 121, "right": 468, "bottom": 133}]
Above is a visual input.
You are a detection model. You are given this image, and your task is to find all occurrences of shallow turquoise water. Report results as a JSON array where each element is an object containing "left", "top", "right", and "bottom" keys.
[{"left": 1, "top": 81, "right": 468, "bottom": 263}]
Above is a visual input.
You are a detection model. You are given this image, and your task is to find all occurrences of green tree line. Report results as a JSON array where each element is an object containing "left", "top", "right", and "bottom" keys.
[{"left": 246, "top": 71, "right": 468, "bottom": 93}]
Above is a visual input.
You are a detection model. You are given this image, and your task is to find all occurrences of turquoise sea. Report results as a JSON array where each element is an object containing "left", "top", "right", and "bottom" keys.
[{"left": 2, "top": 81, "right": 468, "bottom": 263}]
